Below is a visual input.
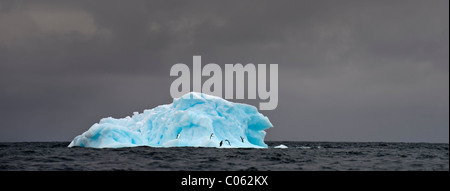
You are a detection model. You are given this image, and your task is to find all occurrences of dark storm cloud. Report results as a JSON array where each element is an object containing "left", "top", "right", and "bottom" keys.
[{"left": 0, "top": 0, "right": 448, "bottom": 142}]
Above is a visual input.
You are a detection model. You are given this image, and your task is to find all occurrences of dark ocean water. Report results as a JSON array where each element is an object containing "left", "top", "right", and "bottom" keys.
[{"left": 0, "top": 141, "right": 448, "bottom": 171}]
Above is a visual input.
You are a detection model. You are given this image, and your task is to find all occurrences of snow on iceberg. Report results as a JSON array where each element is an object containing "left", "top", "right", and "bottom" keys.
[{"left": 68, "top": 92, "right": 273, "bottom": 148}]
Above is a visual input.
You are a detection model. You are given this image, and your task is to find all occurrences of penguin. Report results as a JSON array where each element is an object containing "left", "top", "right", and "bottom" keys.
[
  {"left": 219, "top": 140, "right": 223, "bottom": 147},
  {"left": 240, "top": 136, "right": 244, "bottom": 143},
  {"left": 176, "top": 133, "right": 180, "bottom": 139},
  {"left": 225, "top": 139, "right": 231, "bottom": 146},
  {"left": 210, "top": 133, "right": 214, "bottom": 139}
]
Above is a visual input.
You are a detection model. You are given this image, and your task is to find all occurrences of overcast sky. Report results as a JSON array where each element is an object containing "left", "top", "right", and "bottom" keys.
[{"left": 0, "top": 0, "right": 448, "bottom": 143}]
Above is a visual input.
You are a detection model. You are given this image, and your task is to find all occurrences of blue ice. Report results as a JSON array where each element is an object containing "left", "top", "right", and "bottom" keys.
[{"left": 68, "top": 92, "right": 273, "bottom": 148}]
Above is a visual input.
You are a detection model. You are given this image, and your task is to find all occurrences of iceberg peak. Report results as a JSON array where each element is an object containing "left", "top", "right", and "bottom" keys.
[{"left": 69, "top": 92, "right": 273, "bottom": 148}]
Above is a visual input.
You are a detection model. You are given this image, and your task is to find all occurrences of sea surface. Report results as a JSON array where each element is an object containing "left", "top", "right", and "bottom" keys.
[{"left": 0, "top": 141, "right": 448, "bottom": 171}]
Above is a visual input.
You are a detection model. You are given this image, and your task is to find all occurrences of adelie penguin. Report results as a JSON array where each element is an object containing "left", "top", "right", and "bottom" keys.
[
  {"left": 240, "top": 136, "right": 244, "bottom": 143},
  {"left": 176, "top": 133, "right": 180, "bottom": 139},
  {"left": 210, "top": 133, "right": 214, "bottom": 139},
  {"left": 219, "top": 140, "right": 223, "bottom": 147}
]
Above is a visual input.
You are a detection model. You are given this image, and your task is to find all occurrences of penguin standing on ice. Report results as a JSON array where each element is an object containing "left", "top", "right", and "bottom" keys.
[
  {"left": 240, "top": 136, "right": 244, "bottom": 143},
  {"left": 176, "top": 133, "right": 180, "bottom": 139},
  {"left": 210, "top": 133, "right": 214, "bottom": 139},
  {"left": 219, "top": 140, "right": 223, "bottom": 147}
]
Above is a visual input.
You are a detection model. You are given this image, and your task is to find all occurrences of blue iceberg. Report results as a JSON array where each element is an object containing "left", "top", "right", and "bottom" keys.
[{"left": 68, "top": 92, "right": 273, "bottom": 148}]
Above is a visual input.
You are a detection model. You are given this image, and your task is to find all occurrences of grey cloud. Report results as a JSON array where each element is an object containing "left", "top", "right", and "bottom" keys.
[{"left": 0, "top": 0, "right": 448, "bottom": 142}]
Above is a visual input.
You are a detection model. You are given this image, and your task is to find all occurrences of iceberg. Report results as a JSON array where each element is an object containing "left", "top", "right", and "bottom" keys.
[
  {"left": 274, "top": 144, "right": 288, "bottom": 149},
  {"left": 68, "top": 92, "right": 273, "bottom": 148}
]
